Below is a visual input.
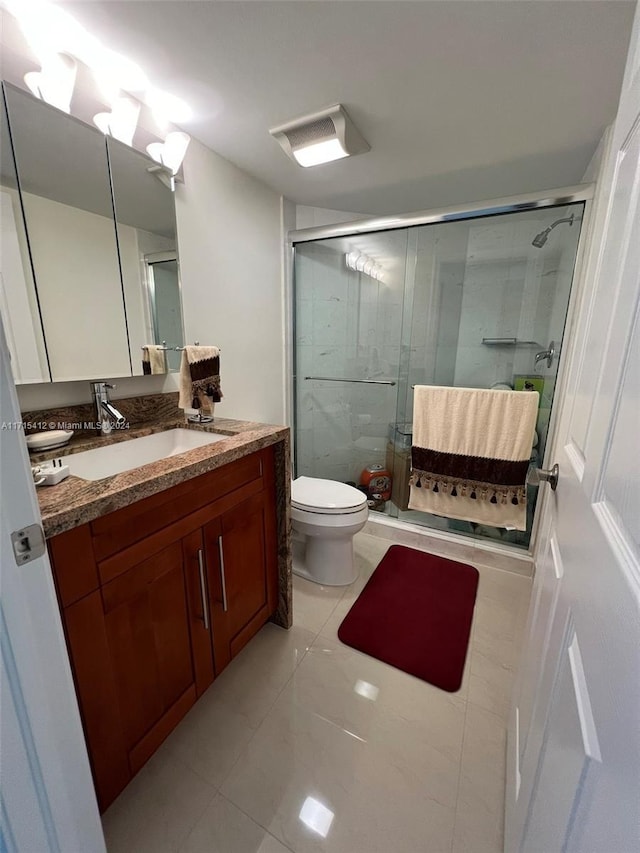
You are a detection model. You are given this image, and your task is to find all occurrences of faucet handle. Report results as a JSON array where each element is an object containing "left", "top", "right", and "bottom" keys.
[{"left": 105, "top": 383, "right": 116, "bottom": 390}]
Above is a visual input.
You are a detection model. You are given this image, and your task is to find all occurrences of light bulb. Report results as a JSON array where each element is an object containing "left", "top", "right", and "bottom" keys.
[
  {"left": 109, "top": 96, "right": 140, "bottom": 145},
  {"left": 292, "top": 138, "right": 348, "bottom": 168},
  {"left": 24, "top": 71, "right": 43, "bottom": 99},
  {"left": 146, "top": 142, "right": 166, "bottom": 165},
  {"left": 346, "top": 252, "right": 359, "bottom": 270},
  {"left": 161, "top": 131, "right": 191, "bottom": 174},
  {"left": 24, "top": 52, "right": 77, "bottom": 113},
  {"left": 93, "top": 112, "right": 112, "bottom": 135}
]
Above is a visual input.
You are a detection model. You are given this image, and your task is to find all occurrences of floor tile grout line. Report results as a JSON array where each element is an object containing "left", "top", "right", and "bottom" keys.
[
  {"left": 215, "top": 791, "right": 298, "bottom": 853},
  {"left": 212, "top": 629, "right": 315, "bottom": 795},
  {"left": 450, "top": 610, "right": 479, "bottom": 852},
  {"left": 154, "top": 759, "right": 219, "bottom": 853}
]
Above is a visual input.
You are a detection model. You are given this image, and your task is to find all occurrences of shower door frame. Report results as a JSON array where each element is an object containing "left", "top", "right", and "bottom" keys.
[{"left": 286, "top": 184, "right": 594, "bottom": 558}]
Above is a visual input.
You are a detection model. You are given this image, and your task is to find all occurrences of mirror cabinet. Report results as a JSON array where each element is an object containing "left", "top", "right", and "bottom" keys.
[{"left": 0, "top": 82, "right": 185, "bottom": 384}]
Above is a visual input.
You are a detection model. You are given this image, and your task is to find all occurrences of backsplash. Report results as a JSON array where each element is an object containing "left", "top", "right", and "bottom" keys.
[{"left": 21, "top": 392, "right": 182, "bottom": 437}]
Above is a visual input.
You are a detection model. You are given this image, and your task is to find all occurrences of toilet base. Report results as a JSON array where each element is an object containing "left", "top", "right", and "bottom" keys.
[{"left": 292, "top": 535, "right": 358, "bottom": 586}]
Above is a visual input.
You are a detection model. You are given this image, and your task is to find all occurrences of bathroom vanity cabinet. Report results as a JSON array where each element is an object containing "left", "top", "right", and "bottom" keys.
[{"left": 47, "top": 447, "right": 279, "bottom": 811}]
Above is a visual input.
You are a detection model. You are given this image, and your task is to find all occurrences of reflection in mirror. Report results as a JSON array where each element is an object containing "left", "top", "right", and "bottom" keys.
[
  {"left": 4, "top": 83, "right": 131, "bottom": 381},
  {"left": 107, "top": 137, "right": 184, "bottom": 375},
  {"left": 0, "top": 88, "right": 50, "bottom": 383},
  {"left": 145, "top": 253, "right": 183, "bottom": 373}
]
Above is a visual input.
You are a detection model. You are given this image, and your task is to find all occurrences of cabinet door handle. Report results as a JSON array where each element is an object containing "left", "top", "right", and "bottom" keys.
[
  {"left": 197, "top": 548, "right": 210, "bottom": 631},
  {"left": 217, "top": 535, "right": 228, "bottom": 612}
]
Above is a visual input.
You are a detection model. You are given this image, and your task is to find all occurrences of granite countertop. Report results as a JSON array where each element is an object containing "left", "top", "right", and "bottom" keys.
[{"left": 32, "top": 416, "right": 289, "bottom": 538}]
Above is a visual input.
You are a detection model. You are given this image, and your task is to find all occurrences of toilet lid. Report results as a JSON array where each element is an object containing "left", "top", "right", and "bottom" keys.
[{"left": 292, "top": 476, "right": 368, "bottom": 514}]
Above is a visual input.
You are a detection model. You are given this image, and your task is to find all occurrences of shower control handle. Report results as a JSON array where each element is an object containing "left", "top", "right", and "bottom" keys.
[
  {"left": 534, "top": 341, "right": 556, "bottom": 370},
  {"left": 537, "top": 463, "right": 559, "bottom": 491}
]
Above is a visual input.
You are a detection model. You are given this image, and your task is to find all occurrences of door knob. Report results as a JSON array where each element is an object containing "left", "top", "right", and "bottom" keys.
[{"left": 537, "top": 463, "right": 559, "bottom": 491}]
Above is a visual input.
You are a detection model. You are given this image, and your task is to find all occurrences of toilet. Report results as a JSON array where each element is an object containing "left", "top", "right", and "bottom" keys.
[{"left": 291, "top": 476, "right": 369, "bottom": 586}]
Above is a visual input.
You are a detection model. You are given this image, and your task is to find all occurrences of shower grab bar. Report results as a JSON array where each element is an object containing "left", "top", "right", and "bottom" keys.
[
  {"left": 481, "top": 338, "right": 541, "bottom": 346},
  {"left": 304, "top": 376, "right": 396, "bottom": 386}
]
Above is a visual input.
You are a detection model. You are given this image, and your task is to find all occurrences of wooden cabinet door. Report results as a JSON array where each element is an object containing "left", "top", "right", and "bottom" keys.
[
  {"left": 204, "top": 490, "right": 273, "bottom": 672},
  {"left": 101, "top": 539, "right": 197, "bottom": 774},
  {"left": 182, "top": 528, "right": 215, "bottom": 697}
]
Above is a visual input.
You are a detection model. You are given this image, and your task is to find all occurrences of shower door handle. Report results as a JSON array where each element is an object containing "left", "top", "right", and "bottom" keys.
[{"left": 537, "top": 463, "right": 559, "bottom": 491}]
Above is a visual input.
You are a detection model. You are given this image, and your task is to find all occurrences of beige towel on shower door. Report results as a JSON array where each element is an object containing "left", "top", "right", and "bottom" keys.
[{"left": 408, "top": 385, "right": 539, "bottom": 530}]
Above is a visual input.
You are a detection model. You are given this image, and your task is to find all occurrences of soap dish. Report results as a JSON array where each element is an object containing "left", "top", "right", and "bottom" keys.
[{"left": 26, "top": 430, "right": 74, "bottom": 452}]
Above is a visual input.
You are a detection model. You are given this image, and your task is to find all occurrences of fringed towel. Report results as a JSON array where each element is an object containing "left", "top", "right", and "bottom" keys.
[
  {"left": 142, "top": 345, "right": 167, "bottom": 375},
  {"left": 409, "top": 386, "right": 539, "bottom": 531},
  {"left": 178, "top": 346, "right": 223, "bottom": 414}
]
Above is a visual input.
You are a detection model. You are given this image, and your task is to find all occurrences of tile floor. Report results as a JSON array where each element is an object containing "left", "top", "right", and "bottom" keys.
[{"left": 102, "top": 532, "right": 531, "bottom": 853}]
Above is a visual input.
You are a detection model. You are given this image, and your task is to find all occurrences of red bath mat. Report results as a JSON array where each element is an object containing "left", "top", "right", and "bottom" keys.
[{"left": 337, "top": 545, "right": 479, "bottom": 692}]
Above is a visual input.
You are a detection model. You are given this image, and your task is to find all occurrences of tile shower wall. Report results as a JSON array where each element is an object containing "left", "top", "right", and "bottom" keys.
[
  {"left": 447, "top": 214, "right": 578, "bottom": 462},
  {"left": 295, "top": 237, "right": 406, "bottom": 483}
]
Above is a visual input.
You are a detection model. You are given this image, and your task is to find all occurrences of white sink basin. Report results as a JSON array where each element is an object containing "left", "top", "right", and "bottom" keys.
[{"left": 65, "top": 428, "right": 227, "bottom": 481}]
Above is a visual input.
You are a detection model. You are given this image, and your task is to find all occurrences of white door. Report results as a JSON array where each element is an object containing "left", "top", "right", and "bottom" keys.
[
  {"left": 0, "top": 317, "right": 105, "bottom": 851},
  {"left": 506, "top": 6, "right": 640, "bottom": 853}
]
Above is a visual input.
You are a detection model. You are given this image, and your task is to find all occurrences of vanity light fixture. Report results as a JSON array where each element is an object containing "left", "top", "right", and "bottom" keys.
[
  {"left": 8, "top": 0, "right": 192, "bottom": 154},
  {"left": 345, "top": 252, "right": 384, "bottom": 282},
  {"left": 93, "top": 95, "right": 140, "bottom": 146},
  {"left": 146, "top": 131, "right": 191, "bottom": 175},
  {"left": 269, "top": 104, "right": 369, "bottom": 168},
  {"left": 24, "top": 52, "right": 77, "bottom": 113}
]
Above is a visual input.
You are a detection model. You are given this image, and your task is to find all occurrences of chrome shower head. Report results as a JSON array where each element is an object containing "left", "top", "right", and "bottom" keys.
[
  {"left": 532, "top": 213, "right": 575, "bottom": 248},
  {"left": 532, "top": 229, "right": 551, "bottom": 248}
]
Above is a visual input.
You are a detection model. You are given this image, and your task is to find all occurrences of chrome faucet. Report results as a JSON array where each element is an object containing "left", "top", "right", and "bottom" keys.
[{"left": 90, "top": 382, "right": 126, "bottom": 435}]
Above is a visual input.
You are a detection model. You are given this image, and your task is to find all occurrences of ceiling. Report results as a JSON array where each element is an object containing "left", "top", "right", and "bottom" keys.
[{"left": 8, "top": 1, "right": 638, "bottom": 215}]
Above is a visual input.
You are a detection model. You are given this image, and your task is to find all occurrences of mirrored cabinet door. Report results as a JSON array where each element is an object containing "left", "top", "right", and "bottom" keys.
[
  {"left": 107, "top": 137, "right": 184, "bottom": 376},
  {"left": 3, "top": 83, "right": 131, "bottom": 382},
  {"left": 0, "top": 89, "right": 50, "bottom": 383}
]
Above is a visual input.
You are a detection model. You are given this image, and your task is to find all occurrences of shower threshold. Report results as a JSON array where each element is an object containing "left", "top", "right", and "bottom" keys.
[{"left": 363, "top": 513, "right": 534, "bottom": 577}]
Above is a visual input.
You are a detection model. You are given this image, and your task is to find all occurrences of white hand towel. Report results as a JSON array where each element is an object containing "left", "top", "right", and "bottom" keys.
[{"left": 408, "top": 385, "right": 539, "bottom": 530}]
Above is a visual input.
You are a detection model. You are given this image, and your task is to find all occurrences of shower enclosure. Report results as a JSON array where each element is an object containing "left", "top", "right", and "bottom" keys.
[{"left": 292, "top": 192, "right": 587, "bottom": 550}]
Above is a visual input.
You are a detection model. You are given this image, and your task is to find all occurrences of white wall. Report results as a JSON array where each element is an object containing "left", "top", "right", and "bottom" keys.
[
  {"left": 175, "top": 138, "right": 285, "bottom": 425},
  {"left": 295, "top": 205, "right": 365, "bottom": 231},
  {"left": 0, "top": 189, "right": 49, "bottom": 383},
  {"left": 20, "top": 192, "right": 132, "bottom": 381},
  {"left": 117, "top": 226, "right": 176, "bottom": 376}
]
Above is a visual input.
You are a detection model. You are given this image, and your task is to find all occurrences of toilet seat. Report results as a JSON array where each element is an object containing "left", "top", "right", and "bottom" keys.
[{"left": 291, "top": 476, "right": 367, "bottom": 515}]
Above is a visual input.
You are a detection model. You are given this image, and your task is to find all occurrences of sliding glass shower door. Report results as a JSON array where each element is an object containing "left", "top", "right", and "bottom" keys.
[
  {"left": 293, "top": 201, "right": 584, "bottom": 549},
  {"left": 294, "top": 230, "right": 408, "bottom": 486}
]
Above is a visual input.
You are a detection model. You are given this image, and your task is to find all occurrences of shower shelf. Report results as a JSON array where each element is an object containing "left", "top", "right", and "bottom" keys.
[{"left": 481, "top": 338, "right": 541, "bottom": 346}]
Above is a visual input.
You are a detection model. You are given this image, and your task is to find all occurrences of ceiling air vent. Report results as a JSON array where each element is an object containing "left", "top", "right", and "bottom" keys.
[{"left": 269, "top": 104, "right": 370, "bottom": 168}]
